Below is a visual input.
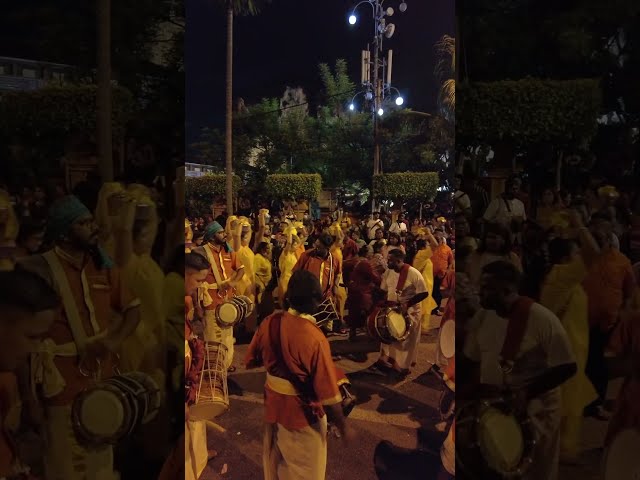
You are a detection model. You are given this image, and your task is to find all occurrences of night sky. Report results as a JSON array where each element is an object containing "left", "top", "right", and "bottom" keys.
[{"left": 185, "top": 0, "right": 454, "bottom": 149}]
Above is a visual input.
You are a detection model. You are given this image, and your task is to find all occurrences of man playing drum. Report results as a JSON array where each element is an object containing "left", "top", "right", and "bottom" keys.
[
  {"left": 459, "top": 260, "right": 577, "bottom": 480},
  {"left": 291, "top": 233, "right": 342, "bottom": 334},
  {"left": 192, "top": 221, "right": 245, "bottom": 372},
  {"left": 245, "top": 270, "right": 355, "bottom": 480},
  {"left": 373, "top": 249, "right": 427, "bottom": 376},
  {"left": 16, "top": 195, "right": 142, "bottom": 480},
  {"left": 158, "top": 251, "right": 216, "bottom": 480}
]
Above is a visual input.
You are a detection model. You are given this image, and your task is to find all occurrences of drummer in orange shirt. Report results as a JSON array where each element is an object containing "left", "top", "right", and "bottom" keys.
[
  {"left": 245, "top": 269, "right": 355, "bottom": 480},
  {"left": 291, "top": 233, "right": 342, "bottom": 333}
]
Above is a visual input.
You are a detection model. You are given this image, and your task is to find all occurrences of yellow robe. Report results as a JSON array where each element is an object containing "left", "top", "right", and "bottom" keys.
[
  {"left": 278, "top": 249, "right": 298, "bottom": 301},
  {"left": 412, "top": 248, "right": 438, "bottom": 330},
  {"left": 0, "top": 192, "right": 18, "bottom": 272},
  {"left": 540, "top": 257, "right": 597, "bottom": 456},
  {"left": 235, "top": 245, "right": 255, "bottom": 298},
  {"left": 330, "top": 246, "right": 346, "bottom": 319},
  {"left": 254, "top": 253, "right": 272, "bottom": 304},
  {"left": 94, "top": 182, "right": 125, "bottom": 260}
]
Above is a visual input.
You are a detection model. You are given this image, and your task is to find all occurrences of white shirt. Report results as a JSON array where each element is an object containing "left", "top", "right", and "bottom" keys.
[
  {"left": 389, "top": 221, "right": 407, "bottom": 235},
  {"left": 463, "top": 303, "right": 574, "bottom": 388},
  {"left": 366, "top": 219, "right": 384, "bottom": 240},
  {"left": 380, "top": 265, "right": 427, "bottom": 319},
  {"left": 483, "top": 196, "right": 526, "bottom": 225}
]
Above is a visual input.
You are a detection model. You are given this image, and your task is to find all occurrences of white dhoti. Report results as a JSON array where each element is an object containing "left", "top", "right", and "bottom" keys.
[
  {"left": 380, "top": 314, "right": 422, "bottom": 370},
  {"left": 43, "top": 405, "right": 118, "bottom": 480},
  {"left": 523, "top": 392, "right": 562, "bottom": 480},
  {"left": 203, "top": 310, "right": 235, "bottom": 370},
  {"left": 263, "top": 416, "right": 328, "bottom": 480},
  {"left": 440, "top": 422, "right": 455, "bottom": 476},
  {"left": 185, "top": 420, "right": 208, "bottom": 480}
]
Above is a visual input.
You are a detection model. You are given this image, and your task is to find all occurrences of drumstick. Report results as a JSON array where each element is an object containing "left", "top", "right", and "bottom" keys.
[
  {"left": 405, "top": 292, "right": 429, "bottom": 309},
  {"left": 205, "top": 420, "right": 226, "bottom": 433}
]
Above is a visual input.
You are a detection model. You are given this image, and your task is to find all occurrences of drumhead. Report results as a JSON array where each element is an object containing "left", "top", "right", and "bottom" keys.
[
  {"left": 604, "top": 429, "right": 640, "bottom": 480},
  {"left": 189, "top": 401, "right": 229, "bottom": 421},
  {"left": 79, "top": 389, "right": 126, "bottom": 437},
  {"left": 387, "top": 311, "right": 407, "bottom": 340},
  {"left": 217, "top": 302, "right": 239, "bottom": 326},
  {"left": 439, "top": 320, "right": 455, "bottom": 359},
  {"left": 477, "top": 408, "right": 524, "bottom": 474}
]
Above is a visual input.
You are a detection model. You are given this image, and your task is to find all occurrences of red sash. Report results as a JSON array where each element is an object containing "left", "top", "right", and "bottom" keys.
[
  {"left": 500, "top": 297, "right": 535, "bottom": 367},
  {"left": 396, "top": 263, "right": 411, "bottom": 292}
]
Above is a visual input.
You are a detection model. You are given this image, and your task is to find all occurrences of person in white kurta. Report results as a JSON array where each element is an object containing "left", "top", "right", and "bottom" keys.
[
  {"left": 379, "top": 249, "right": 427, "bottom": 372},
  {"left": 462, "top": 260, "right": 576, "bottom": 480}
]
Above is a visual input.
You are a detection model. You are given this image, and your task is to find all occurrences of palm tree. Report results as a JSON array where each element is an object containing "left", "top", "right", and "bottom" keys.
[
  {"left": 220, "top": 0, "right": 267, "bottom": 215},
  {"left": 435, "top": 34, "right": 455, "bottom": 121}
]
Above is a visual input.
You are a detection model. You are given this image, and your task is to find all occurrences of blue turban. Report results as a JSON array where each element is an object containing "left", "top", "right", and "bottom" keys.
[
  {"left": 204, "top": 221, "right": 224, "bottom": 241},
  {"left": 47, "top": 195, "right": 113, "bottom": 268}
]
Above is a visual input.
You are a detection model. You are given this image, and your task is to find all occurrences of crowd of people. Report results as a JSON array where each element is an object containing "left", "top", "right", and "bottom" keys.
[
  {"left": 180, "top": 204, "right": 456, "bottom": 479},
  {"left": 456, "top": 171, "right": 640, "bottom": 479},
  {"left": 0, "top": 170, "right": 184, "bottom": 479}
]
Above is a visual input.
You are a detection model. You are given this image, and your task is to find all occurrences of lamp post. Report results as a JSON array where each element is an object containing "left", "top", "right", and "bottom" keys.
[{"left": 348, "top": 1, "right": 407, "bottom": 210}]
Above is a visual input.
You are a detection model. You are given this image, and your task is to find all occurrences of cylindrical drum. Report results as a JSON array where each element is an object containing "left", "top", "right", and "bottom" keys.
[{"left": 190, "top": 341, "right": 230, "bottom": 421}]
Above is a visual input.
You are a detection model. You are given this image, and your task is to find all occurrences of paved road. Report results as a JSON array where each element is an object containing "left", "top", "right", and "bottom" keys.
[
  {"left": 200, "top": 316, "right": 449, "bottom": 480},
  {"left": 197, "top": 313, "right": 615, "bottom": 480}
]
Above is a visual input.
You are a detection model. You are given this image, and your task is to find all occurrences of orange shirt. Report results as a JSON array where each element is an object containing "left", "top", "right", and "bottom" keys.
[
  {"left": 18, "top": 249, "right": 138, "bottom": 406},
  {"left": 193, "top": 244, "right": 241, "bottom": 310},
  {"left": 292, "top": 249, "right": 341, "bottom": 297},
  {"left": 583, "top": 249, "right": 635, "bottom": 330},
  {"left": 605, "top": 311, "right": 640, "bottom": 446},
  {"left": 244, "top": 311, "right": 341, "bottom": 430},
  {"left": 431, "top": 243, "right": 453, "bottom": 277}
]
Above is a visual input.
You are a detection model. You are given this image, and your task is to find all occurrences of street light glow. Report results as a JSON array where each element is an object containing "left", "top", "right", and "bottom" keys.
[
  {"left": 378, "top": 108, "right": 384, "bottom": 116},
  {"left": 399, "top": 2, "right": 408, "bottom": 12},
  {"left": 348, "top": 14, "right": 357, "bottom": 25},
  {"left": 349, "top": 103, "right": 355, "bottom": 111},
  {"left": 395, "top": 96, "right": 404, "bottom": 106}
]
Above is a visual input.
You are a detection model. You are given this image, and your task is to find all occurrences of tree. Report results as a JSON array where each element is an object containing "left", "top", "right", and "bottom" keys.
[
  {"left": 318, "top": 59, "right": 356, "bottom": 117},
  {"left": 435, "top": 35, "right": 455, "bottom": 121},
  {"left": 217, "top": 0, "right": 270, "bottom": 215}
]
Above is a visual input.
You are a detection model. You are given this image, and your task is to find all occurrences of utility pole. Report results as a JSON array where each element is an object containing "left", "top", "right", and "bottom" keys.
[{"left": 97, "top": 0, "right": 113, "bottom": 182}]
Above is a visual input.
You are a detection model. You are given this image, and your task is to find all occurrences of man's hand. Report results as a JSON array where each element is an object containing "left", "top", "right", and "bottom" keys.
[{"left": 80, "top": 336, "right": 115, "bottom": 375}]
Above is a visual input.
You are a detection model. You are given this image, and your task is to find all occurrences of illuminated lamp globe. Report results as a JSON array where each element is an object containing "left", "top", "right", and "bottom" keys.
[{"left": 349, "top": 14, "right": 357, "bottom": 25}]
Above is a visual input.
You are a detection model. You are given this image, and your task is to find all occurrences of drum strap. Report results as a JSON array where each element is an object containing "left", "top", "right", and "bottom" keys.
[
  {"left": 43, "top": 250, "right": 92, "bottom": 350},
  {"left": 203, "top": 244, "right": 226, "bottom": 288},
  {"left": 500, "top": 296, "right": 535, "bottom": 368},
  {"left": 395, "top": 263, "right": 411, "bottom": 296}
]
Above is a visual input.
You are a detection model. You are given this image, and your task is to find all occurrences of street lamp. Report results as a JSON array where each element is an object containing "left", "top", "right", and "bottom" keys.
[{"left": 348, "top": 0, "right": 408, "bottom": 213}]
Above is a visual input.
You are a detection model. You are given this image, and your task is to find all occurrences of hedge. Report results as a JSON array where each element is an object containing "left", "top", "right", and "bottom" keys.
[
  {"left": 264, "top": 174, "right": 322, "bottom": 200},
  {"left": 0, "top": 84, "right": 135, "bottom": 138},
  {"left": 186, "top": 174, "right": 240, "bottom": 199},
  {"left": 373, "top": 172, "right": 439, "bottom": 201},
  {"left": 457, "top": 78, "right": 601, "bottom": 146}
]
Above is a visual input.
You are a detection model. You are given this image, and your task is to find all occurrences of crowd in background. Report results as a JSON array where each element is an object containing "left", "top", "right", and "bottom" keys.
[{"left": 455, "top": 169, "right": 640, "bottom": 477}]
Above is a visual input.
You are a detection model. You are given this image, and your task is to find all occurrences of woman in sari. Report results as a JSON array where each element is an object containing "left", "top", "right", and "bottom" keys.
[
  {"left": 540, "top": 238, "right": 597, "bottom": 463},
  {"left": 412, "top": 239, "right": 438, "bottom": 331}
]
